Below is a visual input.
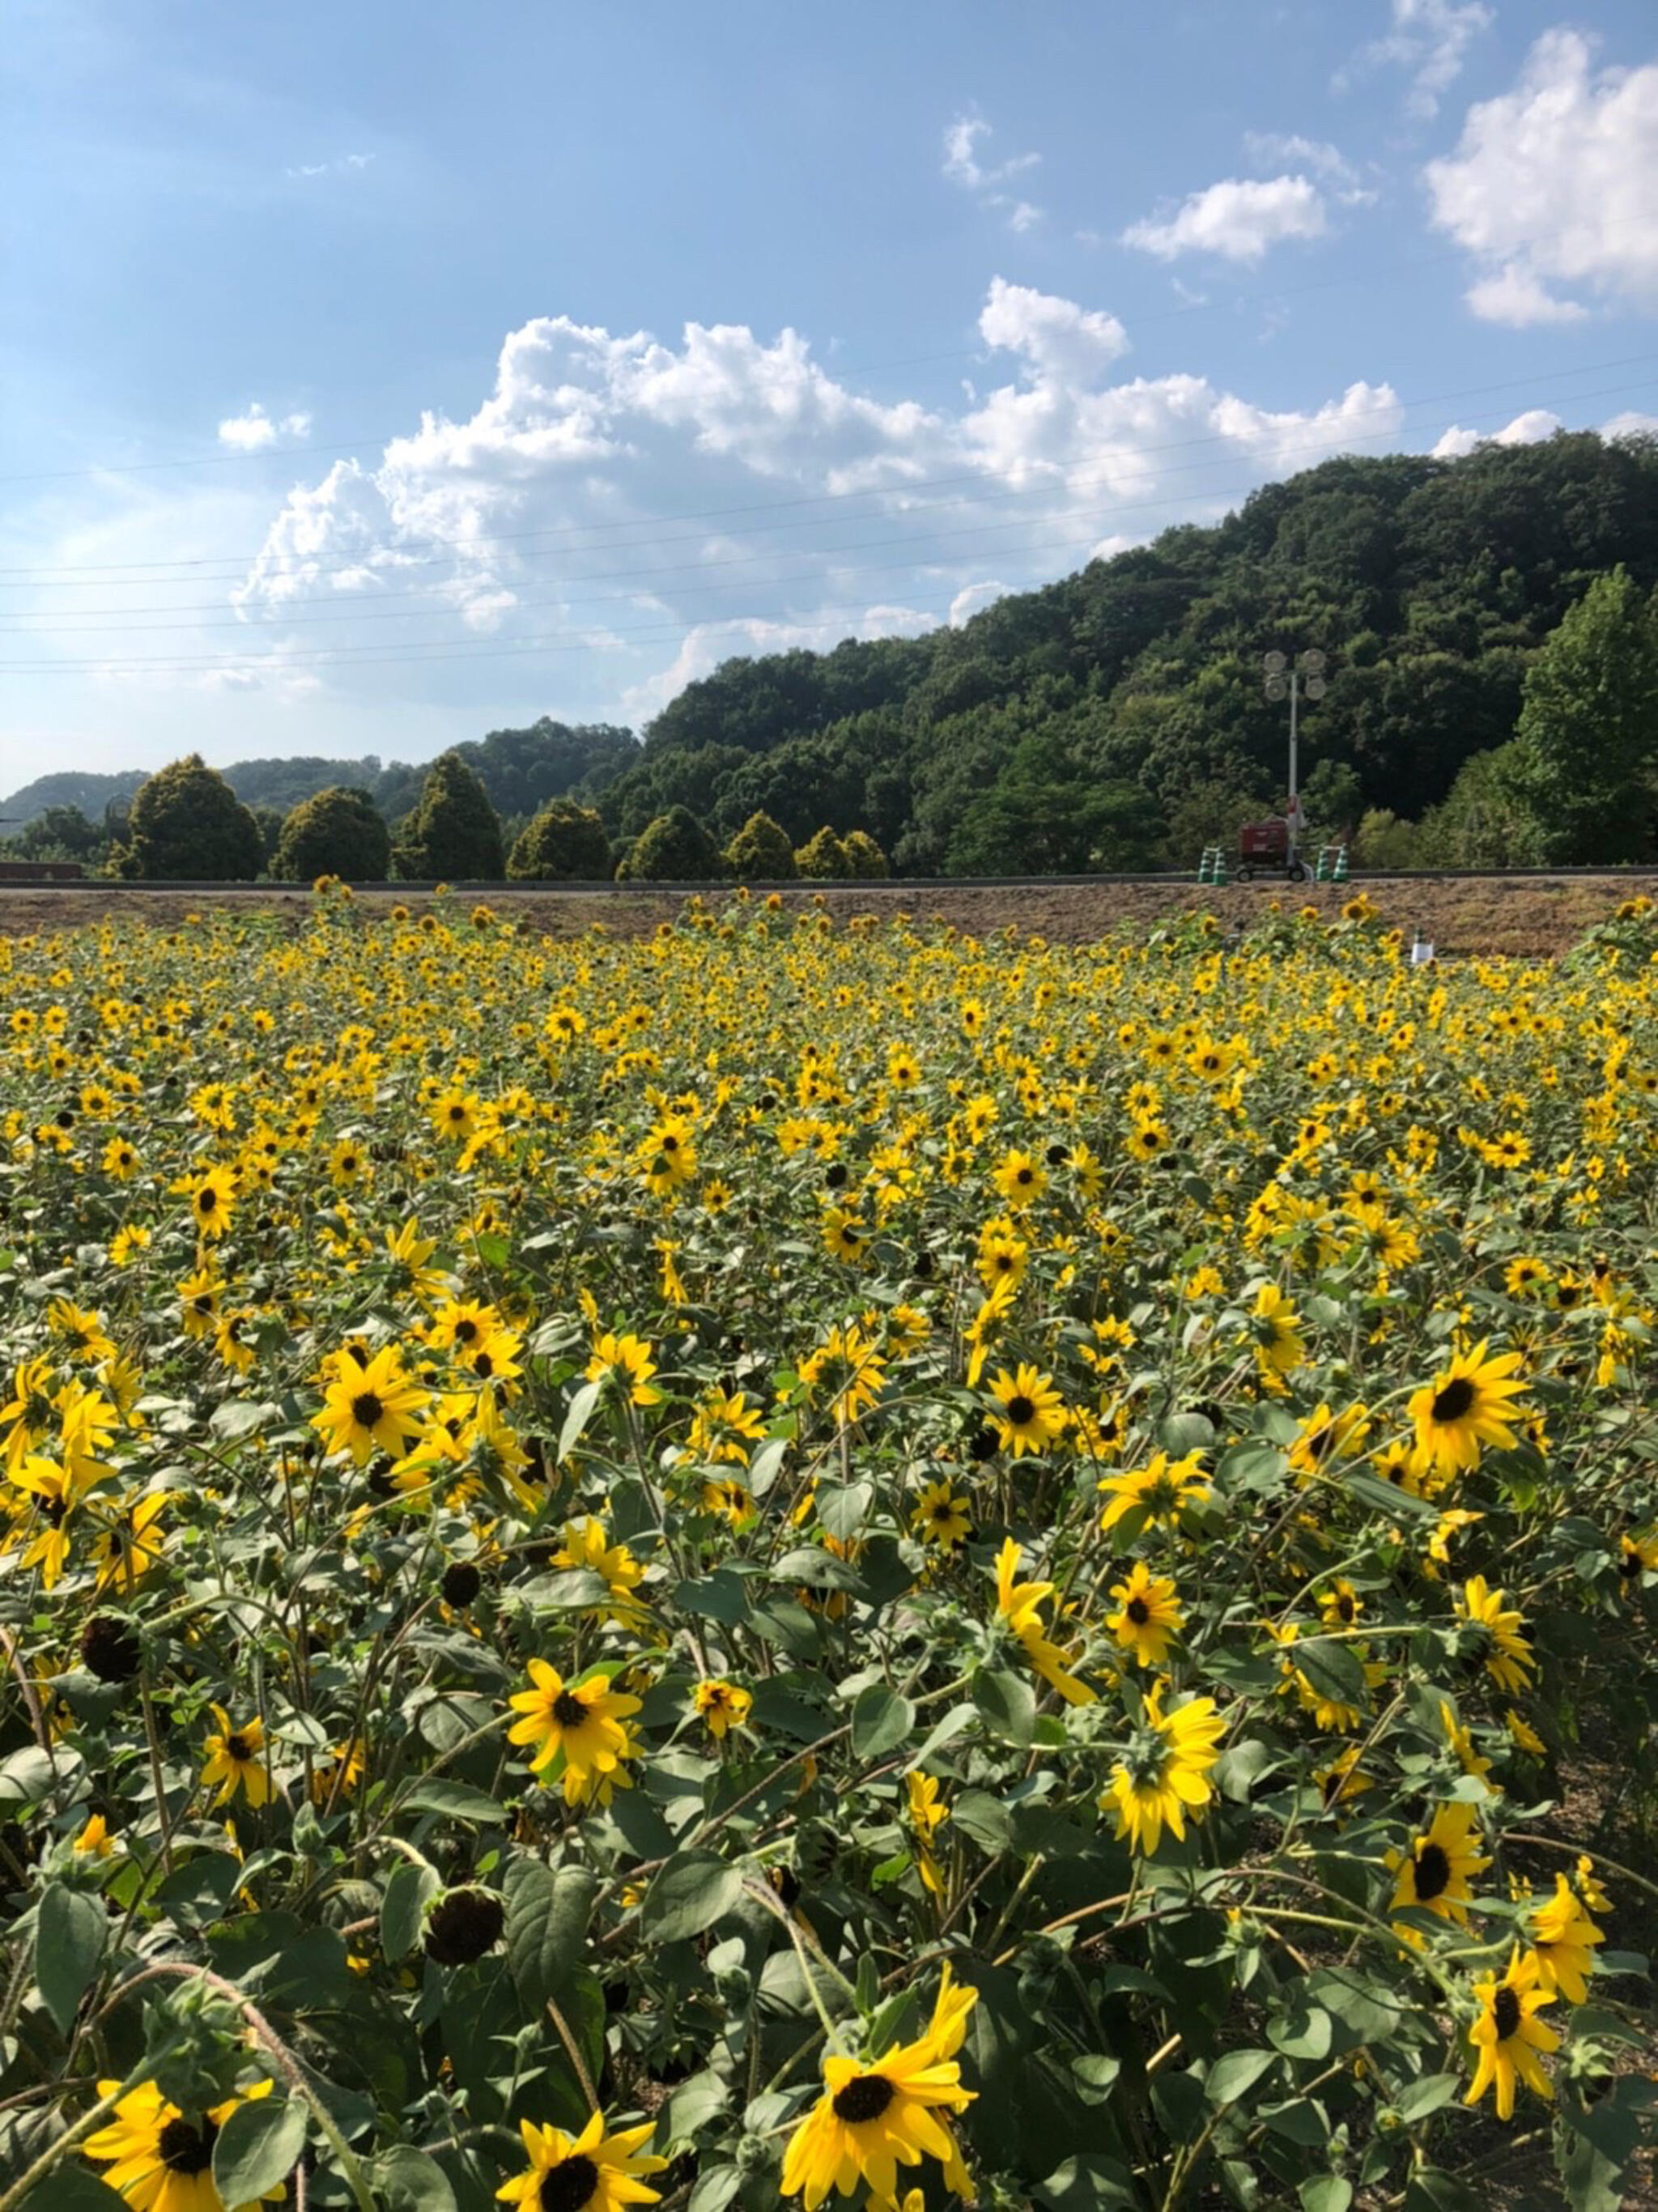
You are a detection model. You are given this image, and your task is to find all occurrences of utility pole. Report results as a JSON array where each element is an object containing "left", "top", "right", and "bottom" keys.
[{"left": 1263, "top": 650, "right": 1327, "bottom": 869}]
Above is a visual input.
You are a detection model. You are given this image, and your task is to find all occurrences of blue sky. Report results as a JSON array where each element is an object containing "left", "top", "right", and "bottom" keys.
[{"left": 5, "top": 0, "right": 1658, "bottom": 783}]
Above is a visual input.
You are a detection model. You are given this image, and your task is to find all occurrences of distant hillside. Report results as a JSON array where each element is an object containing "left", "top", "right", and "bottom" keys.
[
  {"left": 599, "top": 428, "right": 1658, "bottom": 872},
  {"left": 2, "top": 718, "right": 639, "bottom": 829}
]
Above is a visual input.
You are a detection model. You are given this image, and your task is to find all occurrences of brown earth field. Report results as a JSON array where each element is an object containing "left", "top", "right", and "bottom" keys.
[{"left": 1, "top": 871, "right": 1655, "bottom": 957}]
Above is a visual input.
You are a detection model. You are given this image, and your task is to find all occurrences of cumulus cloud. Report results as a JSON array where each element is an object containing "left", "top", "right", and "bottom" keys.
[
  {"left": 221, "top": 283, "right": 1404, "bottom": 717},
  {"left": 218, "top": 404, "right": 313, "bottom": 451},
  {"left": 1431, "top": 409, "right": 1564, "bottom": 458},
  {"left": 1603, "top": 410, "right": 1658, "bottom": 441},
  {"left": 1337, "top": 0, "right": 1494, "bottom": 121},
  {"left": 1121, "top": 176, "right": 1328, "bottom": 263},
  {"left": 942, "top": 112, "right": 1044, "bottom": 232},
  {"left": 948, "top": 581, "right": 1010, "bottom": 627},
  {"left": 1425, "top": 31, "right": 1658, "bottom": 325}
]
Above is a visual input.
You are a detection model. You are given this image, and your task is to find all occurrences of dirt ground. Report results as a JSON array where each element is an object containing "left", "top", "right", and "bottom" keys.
[{"left": 1, "top": 873, "right": 1654, "bottom": 959}]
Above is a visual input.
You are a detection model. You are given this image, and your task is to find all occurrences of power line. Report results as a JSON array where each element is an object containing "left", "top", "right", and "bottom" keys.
[{"left": 3, "top": 348, "right": 1656, "bottom": 588}]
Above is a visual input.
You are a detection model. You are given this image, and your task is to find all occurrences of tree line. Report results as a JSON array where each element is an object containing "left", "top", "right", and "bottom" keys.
[{"left": 7, "top": 430, "right": 1658, "bottom": 877}]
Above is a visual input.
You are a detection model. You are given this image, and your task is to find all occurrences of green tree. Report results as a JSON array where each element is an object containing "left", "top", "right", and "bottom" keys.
[
  {"left": 508, "top": 799, "right": 613, "bottom": 880},
  {"left": 615, "top": 806, "right": 723, "bottom": 881},
  {"left": 842, "top": 829, "right": 890, "bottom": 878},
  {"left": 1352, "top": 808, "right": 1418, "bottom": 870},
  {"left": 393, "top": 751, "right": 506, "bottom": 880},
  {"left": 1512, "top": 568, "right": 1658, "bottom": 861},
  {"left": 1417, "top": 741, "right": 1548, "bottom": 867},
  {"left": 947, "top": 733, "right": 1160, "bottom": 874},
  {"left": 120, "top": 755, "right": 263, "bottom": 881},
  {"left": 275, "top": 787, "right": 392, "bottom": 881},
  {"left": 722, "top": 810, "right": 797, "bottom": 879},
  {"left": 794, "top": 826, "right": 850, "bottom": 878}
]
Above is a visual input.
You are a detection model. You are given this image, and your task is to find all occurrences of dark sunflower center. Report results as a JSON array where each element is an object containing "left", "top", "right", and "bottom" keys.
[
  {"left": 1126, "top": 1596, "right": 1150, "bottom": 1625},
  {"left": 552, "top": 1691, "right": 589, "bottom": 1729},
  {"left": 1006, "top": 1394, "right": 1036, "bottom": 1425},
  {"left": 831, "top": 2073, "right": 897, "bottom": 2124},
  {"left": 1306, "top": 1425, "right": 1334, "bottom": 1462},
  {"left": 1336, "top": 1594, "right": 1355, "bottom": 1623},
  {"left": 535, "top": 2152, "right": 600, "bottom": 2211},
  {"left": 932, "top": 1503, "right": 955, "bottom": 1523},
  {"left": 1431, "top": 1377, "right": 1477, "bottom": 1424},
  {"left": 1492, "top": 1985, "right": 1521, "bottom": 2040},
  {"left": 225, "top": 1732, "right": 253, "bottom": 1762},
  {"left": 351, "top": 1392, "right": 385, "bottom": 1427},
  {"left": 197, "top": 1188, "right": 216, "bottom": 1211},
  {"left": 1620, "top": 1549, "right": 1643, "bottom": 1577},
  {"left": 159, "top": 2116, "right": 218, "bottom": 2174},
  {"left": 474, "top": 1352, "right": 495, "bottom": 1378},
  {"left": 455, "top": 1318, "right": 478, "bottom": 1343},
  {"left": 1414, "top": 1841, "right": 1452, "bottom": 1901}
]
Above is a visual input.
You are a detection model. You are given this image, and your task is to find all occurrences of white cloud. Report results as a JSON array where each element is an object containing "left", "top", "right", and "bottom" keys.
[
  {"left": 942, "top": 112, "right": 1044, "bottom": 232},
  {"left": 1243, "top": 133, "right": 1376, "bottom": 205},
  {"left": 285, "top": 151, "right": 374, "bottom": 180},
  {"left": 948, "top": 581, "right": 1009, "bottom": 627},
  {"left": 1338, "top": 0, "right": 1494, "bottom": 121},
  {"left": 1426, "top": 31, "right": 1658, "bottom": 325},
  {"left": 1603, "top": 410, "right": 1658, "bottom": 441},
  {"left": 1123, "top": 174, "right": 1329, "bottom": 263},
  {"left": 217, "top": 404, "right": 312, "bottom": 450},
  {"left": 1431, "top": 409, "right": 1564, "bottom": 458},
  {"left": 977, "top": 276, "right": 1129, "bottom": 384}
]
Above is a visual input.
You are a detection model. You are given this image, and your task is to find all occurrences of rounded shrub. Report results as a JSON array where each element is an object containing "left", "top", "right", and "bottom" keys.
[
  {"left": 615, "top": 806, "right": 723, "bottom": 882},
  {"left": 120, "top": 755, "right": 263, "bottom": 881},
  {"left": 722, "top": 810, "right": 797, "bottom": 881},
  {"left": 793, "top": 825, "right": 850, "bottom": 880},
  {"left": 508, "top": 800, "right": 614, "bottom": 882},
  {"left": 393, "top": 751, "right": 506, "bottom": 881},
  {"left": 274, "top": 787, "right": 391, "bottom": 883}
]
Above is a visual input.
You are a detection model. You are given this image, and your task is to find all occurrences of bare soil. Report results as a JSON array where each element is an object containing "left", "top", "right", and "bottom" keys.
[{"left": 2, "top": 874, "right": 1655, "bottom": 958}]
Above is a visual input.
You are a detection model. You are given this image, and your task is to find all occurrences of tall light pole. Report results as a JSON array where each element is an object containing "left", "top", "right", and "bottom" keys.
[{"left": 1263, "top": 649, "right": 1326, "bottom": 866}]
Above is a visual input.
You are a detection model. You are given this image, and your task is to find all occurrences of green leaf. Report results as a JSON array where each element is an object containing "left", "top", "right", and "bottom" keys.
[
  {"left": 1287, "top": 1636, "right": 1367, "bottom": 1709},
  {"left": 641, "top": 1851, "right": 742, "bottom": 1943},
  {"left": 1299, "top": 2181, "right": 1352, "bottom": 2212},
  {"left": 1205, "top": 2048, "right": 1278, "bottom": 2106},
  {"left": 398, "top": 1779, "right": 507, "bottom": 1823},
  {"left": 687, "top": 2168, "right": 743, "bottom": 2212},
  {"left": 372, "top": 2145, "right": 459, "bottom": 2211},
  {"left": 210, "top": 1397, "right": 280, "bottom": 1440},
  {"left": 1393, "top": 2073, "right": 1459, "bottom": 2125},
  {"left": 558, "top": 1379, "right": 602, "bottom": 1465},
  {"left": 380, "top": 1858, "right": 440, "bottom": 1961},
  {"left": 211, "top": 2095, "right": 306, "bottom": 2206},
  {"left": 19, "top": 2172, "right": 127, "bottom": 2212},
  {"left": 504, "top": 1857, "right": 596, "bottom": 2011},
  {"left": 818, "top": 1479, "right": 873, "bottom": 1543},
  {"left": 1262, "top": 2098, "right": 1329, "bottom": 2146},
  {"left": 1035, "top": 2155, "right": 1140, "bottom": 2208},
  {"left": 1346, "top": 1469, "right": 1436, "bottom": 1520},
  {"left": 909, "top": 1701, "right": 976, "bottom": 1768},
  {"left": 35, "top": 1882, "right": 106, "bottom": 2037},
  {"left": 851, "top": 1685, "right": 914, "bottom": 1760},
  {"left": 1070, "top": 2053, "right": 1121, "bottom": 2103},
  {"left": 0, "top": 1746, "right": 58, "bottom": 1809},
  {"left": 973, "top": 1667, "right": 1036, "bottom": 1746},
  {"left": 1268, "top": 1996, "right": 1333, "bottom": 2061},
  {"left": 768, "top": 1546, "right": 864, "bottom": 1593},
  {"left": 951, "top": 1789, "right": 1012, "bottom": 1853}
]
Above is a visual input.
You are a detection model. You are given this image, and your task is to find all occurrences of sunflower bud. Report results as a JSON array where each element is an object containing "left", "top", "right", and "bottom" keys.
[{"left": 423, "top": 1887, "right": 504, "bottom": 1965}]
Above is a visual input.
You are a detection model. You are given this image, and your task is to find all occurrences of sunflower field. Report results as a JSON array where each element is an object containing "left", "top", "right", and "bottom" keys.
[{"left": 1, "top": 884, "right": 1656, "bottom": 2212}]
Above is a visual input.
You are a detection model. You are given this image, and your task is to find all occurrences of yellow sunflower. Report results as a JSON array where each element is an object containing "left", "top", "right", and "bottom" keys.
[
  {"left": 311, "top": 1342, "right": 432, "bottom": 1465},
  {"left": 1456, "top": 1575, "right": 1534, "bottom": 1694},
  {"left": 986, "top": 1363, "right": 1066, "bottom": 1457},
  {"left": 83, "top": 2076, "right": 281, "bottom": 2212},
  {"left": 1103, "top": 1681, "right": 1226, "bottom": 1856},
  {"left": 495, "top": 2111, "right": 667, "bottom": 2211},
  {"left": 1465, "top": 1949, "right": 1559, "bottom": 2120},
  {"left": 912, "top": 1479, "right": 971, "bottom": 1547},
  {"left": 780, "top": 1968, "right": 977, "bottom": 2209},
  {"left": 1106, "top": 1562, "right": 1184, "bottom": 1669},
  {"left": 506, "top": 1662, "right": 642, "bottom": 1805},
  {"left": 993, "top": 1538, "right": 1095, "bottom": 1706},
  {"left": 1528, "top": 1874, "right": 1604, "bottom": 2004},
  {"left": 691, "top": 1678, "right": 752, "bottom": 1741},
  {"left": 200, "top": 1708, "right": 273, "bottom": 1810},
  {"left": 1098, "top": 1450, "right": 1210, "bottom": 1536},
  {"left": 1408, "top": 1340, "right": 1526, "bottom": 1478},
  {"left": 1388, "top": 1800, "right": 1490, "bottom": 1929}
]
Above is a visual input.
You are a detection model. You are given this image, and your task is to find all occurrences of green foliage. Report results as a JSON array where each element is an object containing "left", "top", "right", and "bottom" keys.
[
  {"left": 722, "top": 810, "right": 797, "bottom": 880},
  {"left": 1352, "top": 808, "right": 1419, "bottom": 870},
  {"left": 947, "top": 731, "right": 1161, "bottom": 874},
  {"left": 1513, "top": 567, "right": 1658, "bottom": 863},
  {"left": 841, "top": 828, "right": 889, "bottom": 878},
  {"left": 274, "top": 787, "right": 392, "bottom": 883},
  {"left": 393, "top": 752, "right": 506, "bottom": 880},
  {"left": 793, "top": 825, "right": 849, "bottom": 878},
  {"left": 1417, "top": 741, "right": 1548, "bottom": 868},
  {"left": 508, "top": 799, "right": 613, "bottom": 881},
  {"left": 120, "top": 755, "right": 264, "bottom": 881},
  {"left": 615, "top": 805, "right": 724, "bottom": 881}
]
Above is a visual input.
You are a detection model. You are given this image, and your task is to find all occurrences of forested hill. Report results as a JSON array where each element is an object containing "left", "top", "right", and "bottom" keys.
[
  {"left": 9, "top": 431, "right": 1658, "bottom": 870},
  {"left": 598, "top": 428, "right": 1658, "bottom": 872},
  {"left": 2, "top": 720, "right": 636, "bottom": 832}
]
